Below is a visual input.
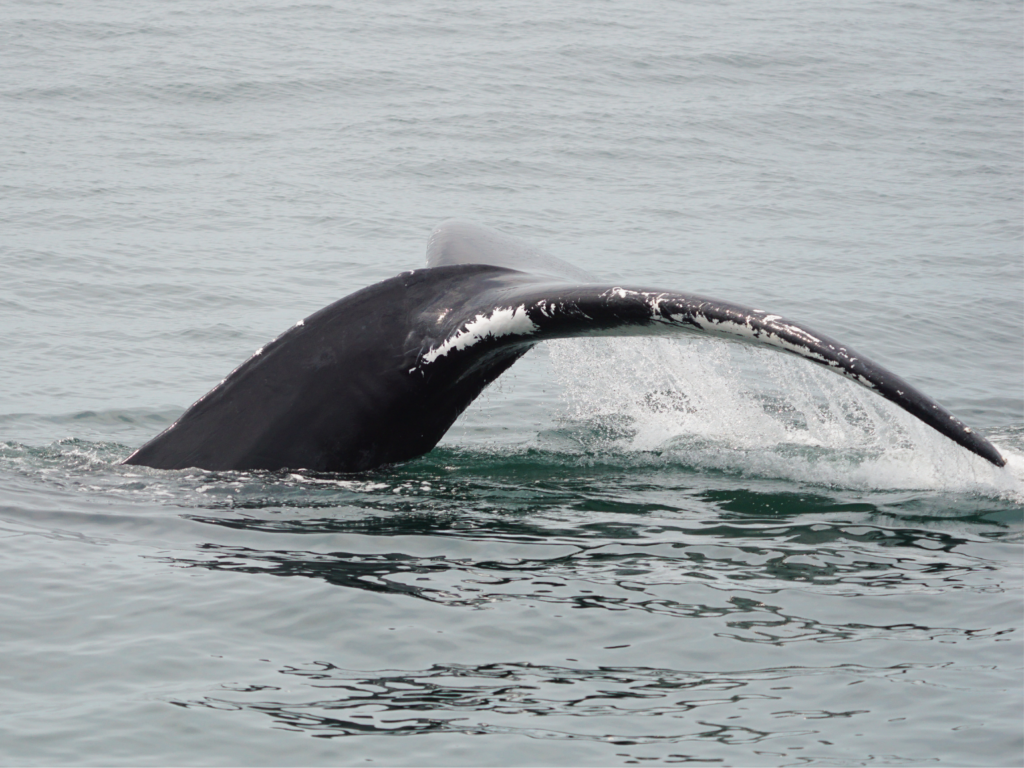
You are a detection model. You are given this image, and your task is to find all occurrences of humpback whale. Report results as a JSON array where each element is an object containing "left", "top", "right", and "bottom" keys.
[{"left": 124, "top": 220, "right": 1006, "bottom": 472}]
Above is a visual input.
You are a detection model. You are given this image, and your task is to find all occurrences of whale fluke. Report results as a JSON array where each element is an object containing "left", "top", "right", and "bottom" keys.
[{"left": 124, "top": 221, "right": 1005, "bottom": 472}]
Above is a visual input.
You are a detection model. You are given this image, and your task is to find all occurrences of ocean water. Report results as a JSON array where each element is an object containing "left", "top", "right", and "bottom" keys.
[{"left": 1, "top": 1, "right": 1022, "bottom": 765}]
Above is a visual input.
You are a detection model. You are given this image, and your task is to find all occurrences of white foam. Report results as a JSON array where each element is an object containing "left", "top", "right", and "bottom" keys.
[{"left": 548, "top": 336, "right": 1023, "bottom": 500}]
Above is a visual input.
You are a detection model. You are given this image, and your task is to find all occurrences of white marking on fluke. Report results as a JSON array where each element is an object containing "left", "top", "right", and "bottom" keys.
[
  {"left": 655, "top": 307, "right": 879, "bottom": 390},
  {"left": 421, "top": 305, "right": 538, "bottom": 365},
  {"left": 607, "top": 287, "right": 644, "bottom": 302}
]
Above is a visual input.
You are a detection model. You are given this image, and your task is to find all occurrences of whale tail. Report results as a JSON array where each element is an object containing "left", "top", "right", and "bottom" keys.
[{"left": 124, "top": 222, "right": 1005, "bottom": 472}]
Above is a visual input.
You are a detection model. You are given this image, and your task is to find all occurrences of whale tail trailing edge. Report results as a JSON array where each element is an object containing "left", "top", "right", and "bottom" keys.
[{"left": 123, "top": 222, "right": 1005, "bottom": 472}]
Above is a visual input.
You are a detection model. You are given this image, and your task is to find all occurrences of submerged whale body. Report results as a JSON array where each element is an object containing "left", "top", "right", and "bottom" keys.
[{"left": 124, "top": 220, "right": 1006, "bottom": 472}]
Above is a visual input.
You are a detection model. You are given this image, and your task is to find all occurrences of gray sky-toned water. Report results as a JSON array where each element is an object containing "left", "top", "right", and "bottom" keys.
[{"left": 1, "top": 1, "right": 1021, "bottom": 765}]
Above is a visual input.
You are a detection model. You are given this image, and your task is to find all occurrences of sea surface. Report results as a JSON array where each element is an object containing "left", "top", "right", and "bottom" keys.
[{"left": 1, "top": 1, "right": 1022, "bottom": 765}]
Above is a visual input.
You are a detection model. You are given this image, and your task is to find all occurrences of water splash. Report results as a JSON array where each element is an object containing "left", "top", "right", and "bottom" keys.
[{"left": 547, "top": 337, "right": 1024, "bottom": 500}]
